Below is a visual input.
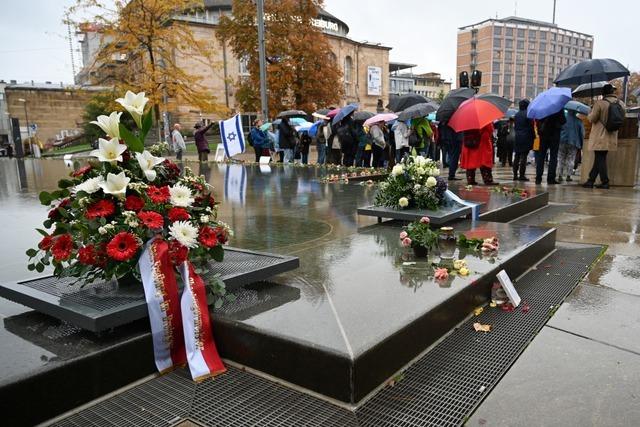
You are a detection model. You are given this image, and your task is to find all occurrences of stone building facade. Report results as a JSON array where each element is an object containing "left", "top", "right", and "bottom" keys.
[{"left": 457, "top": 16, "right": 593, "bottom": 100}]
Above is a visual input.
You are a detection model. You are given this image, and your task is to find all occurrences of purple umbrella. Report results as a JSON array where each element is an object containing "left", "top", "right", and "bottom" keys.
[
  {"left": 364, "top": 113, "right": 398, "bottom": 127},
  {"left": 527, "top": 87, "right": 572, "bottom": 120}
]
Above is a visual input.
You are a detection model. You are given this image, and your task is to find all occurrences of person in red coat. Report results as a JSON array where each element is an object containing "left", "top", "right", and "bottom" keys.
[{"left": 460, "top": 123, "right": 498, "bottom": 185}]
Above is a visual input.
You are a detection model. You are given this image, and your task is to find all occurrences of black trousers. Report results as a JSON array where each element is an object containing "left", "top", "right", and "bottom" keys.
[
  {"left": 535, "top": 138, "right": 559, "bottom": 182},
  {"left": 588, "top": 150, "right": 609, "bottom": 183},
  {"left": 513, "top": 151, "right": 528, "bottom": 178}
]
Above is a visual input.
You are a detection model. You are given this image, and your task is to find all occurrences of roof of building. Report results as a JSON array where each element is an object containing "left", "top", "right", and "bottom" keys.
[
  {"left": 389, "top": 62, "right": 417, "bottom": 73},
  {"left": 458, "top": 16, "right": 593, "bottom": 38},
  {"left": 1, "top": 80, "right": 110, "bottom": 91}
]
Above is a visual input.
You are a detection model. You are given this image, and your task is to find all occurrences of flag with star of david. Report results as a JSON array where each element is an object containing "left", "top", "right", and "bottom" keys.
[{"left": 219, "top": 114, "right": 246, "bottom": 158}]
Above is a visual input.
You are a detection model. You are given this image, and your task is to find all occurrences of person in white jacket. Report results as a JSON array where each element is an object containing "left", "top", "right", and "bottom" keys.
[{"left": 394, "top": 121, "right": 410, "bottom": 162}]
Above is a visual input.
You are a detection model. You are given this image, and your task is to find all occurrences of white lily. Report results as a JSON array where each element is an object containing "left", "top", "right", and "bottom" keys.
[
  {"left": 99, "top": 171, "right": 130, "bottom": 198},
  {"left": 116, "top": 91, "right": 148, "bottom": 128},
  {"left": 135, "top": 150, "right": 165, "bottom": 181},
  {"left": 90, "top": 138, "right": 128, "bottom": 163},
  {"left": 90, "top": 112, "right": 122, "bottom": 139}
]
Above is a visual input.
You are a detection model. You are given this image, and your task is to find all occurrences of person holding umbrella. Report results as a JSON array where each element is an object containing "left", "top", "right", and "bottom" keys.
[
  {"left": 535, "top": 110, "right": 566, "bottom": 184},
  {"left": 439, "top": 121, "right": 463, "bottom": 181},
  {"left": 460, "top": 123, "right": 498, "bottom": 185},
  {"left": 557, "top": 110, "right": 584, "bottom": 182},
  {"left": 513, "top": 99, "right": 535, "bottom": 181},
  {"left": 582, "top": 84, "right": 626, "bottom": 189},
  {"left": 278, "top": 117, "right": 297, "bottom": 163}
]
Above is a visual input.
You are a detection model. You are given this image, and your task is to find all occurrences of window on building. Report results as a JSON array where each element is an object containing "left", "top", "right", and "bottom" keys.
[
  {"left": 550, "top": 44, "right": 555, "bottom": 52},
  {"left": 494, "top": 26, "right": 502, "bottom": 35},
  {"left": 515, "top": 75, "right": 523, "bottom": 86},
  {"left": 517, "top": 29, "right": 525, "bottom": 38},
  {"left": 492, "top": 61, "right": 501, "bottom": 72},
  {"left": 504, "top": 74, "right": 512, "bottom": 84},
  {"left": 492, "top": 84, "right": 501, "bottom": 94},
  {"left": 565, "top": 46, "right": 571, "bottom": 54},
  {"left": 503, "top": 85, "right": 512, "bottom": 96},
  {"left": 529, "top": 30, "right": 537, "bottom": 39},
  {"left": 238, "top": 56, "right": 250, "bottom": 76},
  {"left": 344, "top": 56, "right": 353, "bottom": 83},
  {"left": 494, "top": 50, "right": 502, "bottom": 60},
  {"left": 528, "top": 42, "right": 536, "bottom": 50},
  {"left": 573, "top": 37, "right": 579, "bottom": 45},
  {"left": 540, "top": 31, "right": 547, "bottom": 40},
  {"left": 527, "top": 52, "right": 535, "bottom": 63},
  {"left": 505, "top": 38, "right": 513, "bottom": 49},
  {"left": 537, "top": 76, "right": 545, "bottom": 86},
  {"left": 492, "top": 73, "right": 501, "bottom": 84},
  {"left": 538, "top": 53, "right": 546, "bottom": 63},
  {"left": 572, "top": 48, "right": 577, "bottom": 56},
  {"left": 580, "top": 39, "right": 585, "bottom": 47},
  {"left": 505, "top": 27, "right": 513, "bottom": 37},
  {"left": 539, "top": 42, "right": 546, "bottom": 51},
  {"left": 527, "top": 64, "right": 534, "bottom": 75},
  {"left": 526, "top": 86, "right": 535, "bottom": 98},
  {"left": 514, "top": 86, "right": 523, "bottom": 98},
  {"left": 494, "top": 37, "right": 502, "bottom": 48},
  {"left": 505, "top": 62, "right": 512, "bottom": 72},
  {"left": 538, "top": 64, "right": 545, "bottom": 74},
  {"left": 505, "top": 50, "right": 513, "bottom": 61},
  {"left": 551, "top": 32, "right": 557, "bottom": 41},
  {"left": 517, "top": 40, "right": 524, "bottom": 49},
  {"left": 516, "top": 52, "right": 524, "bottom": 62}
]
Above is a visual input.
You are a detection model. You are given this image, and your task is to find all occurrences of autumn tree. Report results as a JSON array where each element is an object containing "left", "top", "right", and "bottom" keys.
[
  {"left": 66, "top": 0, "right": 228, "bottom": 128},
  {"left": 612, "top": 71, "right": 640, "bottom": 105},
  {"left": 217, "top": 0, "right": 343, "bottom": 115}
]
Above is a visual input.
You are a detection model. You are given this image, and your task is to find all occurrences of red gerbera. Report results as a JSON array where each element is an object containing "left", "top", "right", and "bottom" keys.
[
  {"left": 146, "top": 185, "right": 170, "bottom": 204},
  {"left": 71, "top": 165, "right": 92, "bottom": 177},
  {"left": 138, "top": 211, "right": 164, "bottom": 229},
  {"left": 51, "top": 234, "right": 73, "bottom": 261},
  {"left": 86, "top": 199, "right": 116, "bottom": 219},
  {"left": 167, "top": 207, "right": 190, "bottom": 222},
  {"left": 124, "top": 195, "right": 145, "bottom": 211},
  {"left": 168, "top": 240, "right": 188, "bottom": 264},
  {"left": 106, "top": 232, "right": 140, "bottom": 261},
  {"left": 199, "top": 226, "right": 218, "bottom": 248},
  {"left": 214, "top": 226, "right": 229, "bottom": 244},
  {"left": 38, "top": 235, "right": 54, "bottom": 251},
  {"left": 78, "top": 245, "right": 97, "bottom": 265}
]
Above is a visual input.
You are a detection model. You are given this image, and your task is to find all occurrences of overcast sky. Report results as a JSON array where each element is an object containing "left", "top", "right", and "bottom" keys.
[{"left": 1, "top": 0, "right": 638, "bottom": 85}]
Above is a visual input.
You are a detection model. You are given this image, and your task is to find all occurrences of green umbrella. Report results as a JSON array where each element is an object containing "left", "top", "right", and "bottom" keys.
[{"left": 260, "top": 122, "right": 272, "bottom": 131}]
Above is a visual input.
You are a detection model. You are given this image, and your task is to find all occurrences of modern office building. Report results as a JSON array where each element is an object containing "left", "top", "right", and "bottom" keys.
[
  {"left": 457, "top": 16, "right": 593, "bottom": 100},
  {"left": 389, "top": 63, "right": 452, "bottom": 99}
]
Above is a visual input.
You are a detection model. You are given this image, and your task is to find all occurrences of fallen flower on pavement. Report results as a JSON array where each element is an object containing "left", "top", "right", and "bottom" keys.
[
  {"left": 474, "top": 306, "right": 484, "bottom": 316},
  {"left": 473, "top": 322, "right": 492, "bottom": 332},
  {"left": 434, "top": 267, "right": 449, "bottom": 280}
]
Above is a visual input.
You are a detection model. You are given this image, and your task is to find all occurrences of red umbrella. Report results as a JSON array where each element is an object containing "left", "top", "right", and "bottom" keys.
[{"left": 448, "top": 95, "right": 511, "bottom": 132}]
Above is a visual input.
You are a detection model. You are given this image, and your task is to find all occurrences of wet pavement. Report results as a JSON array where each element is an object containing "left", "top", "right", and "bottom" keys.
[{"left": 1, "top": 158, "right": 639, "bottom": 424}]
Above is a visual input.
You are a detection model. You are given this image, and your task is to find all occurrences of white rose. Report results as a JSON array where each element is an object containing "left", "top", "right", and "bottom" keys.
[
  {"left": 415, "top": 155, "right": 426, "bottom": 166},
  {"left": 398, "top": 197, "right": 409, "bottom": 208},
  {"left": 417, "top": 167, "right": 426, "bottom": 176},
  {"left": 414, "top": 184, "right": 421, "bottom": 191},
  {"left": 391, "top": 164, "right": 404, "bottom": 177},
  {"left": 426, "top": 176, "right": 437, "bottom": 188}
]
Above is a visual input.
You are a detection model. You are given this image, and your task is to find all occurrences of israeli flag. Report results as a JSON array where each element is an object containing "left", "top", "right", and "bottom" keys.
[{"left": 219, "top": 114, "right": 246, "bottom": 158}]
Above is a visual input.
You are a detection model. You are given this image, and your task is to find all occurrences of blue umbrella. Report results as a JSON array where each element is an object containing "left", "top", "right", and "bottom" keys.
[
  {"left": 308, "top": 121, "right": 323, "bottom": 137},
  {"left": 564, "top": 100, "right": 590, "bottom": 115},
  {"left": 332, "top": 103, "right": 358, "bottom": 124},
  {"left": 506, "top": 108, "right": 518, "bottom": 118},
  {"left": 527, "top": 87, "right": 572, "bottom": 120}
]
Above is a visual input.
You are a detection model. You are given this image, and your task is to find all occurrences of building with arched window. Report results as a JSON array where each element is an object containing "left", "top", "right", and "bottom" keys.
[{"left": 76, "top": 1, "right": 391, "bottom": 124}]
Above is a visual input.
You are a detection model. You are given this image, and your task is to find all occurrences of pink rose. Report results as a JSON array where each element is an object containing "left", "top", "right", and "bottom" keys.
[
  {"left": 399, "top": 231, "right": 408, "bottom": 240},
  {"left": 434, "top": 267, "right": 449, "bottom": 280},
  {"left": 420, "top": 216, "right": 430, "bottom": 224},
  {"left": 401, "top": 237, "right": 412, "bottom": 247}
]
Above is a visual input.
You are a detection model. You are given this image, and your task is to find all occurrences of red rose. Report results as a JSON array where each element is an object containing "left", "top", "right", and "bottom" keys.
[
  {"left": 137, "top": 211, "right": 164, "bottom": 229},
  {"left": 167, "top": 207, "right": 190, "bottom": 222},
  {"left": 147, "top": 185, "right": 170, "bottom": 204},
  {"left": 162, "top": 159, "right": 181, "bottom": 179},
  {"left": 38, "top": 235, "right": 54, "bottom": 251},
  {"left": 106, "top": 232, "right": 140, "bottom": 261},
  {"left": 199, "top": 226, "right": 218, "bottom": 248},
  {"left": 86, "top": 199, "right": 116, "bottom": 220},
  {"left": 71, "top": 165, "right": 92, "bottom": 177},
  {"left": 169, "top": 240, "right": 188, "bottom": 264},
  {"left": 51, "top": 234, "right": 73, "bottom": 261},
  {"left": 214, "top": 226, "right": 229, "bottom": 244},
  {"left": 124, "top": 195, "right": 145, "bottom": 211},
  {"left": 78, "top": 245, "right": 97, "bottom": 265},
  {"left": 48, "top": 198, "right": 72, "bottom": 220}
]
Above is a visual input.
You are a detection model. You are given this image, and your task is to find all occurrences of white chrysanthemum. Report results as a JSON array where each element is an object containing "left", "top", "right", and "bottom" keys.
[
  {"left": 73, "top": 176, "right": 104, "bottom": 194},
  {"left": 415, "top": 155, "right": 426, "bottom": 166},
  {"left": 426, "top": 176, "right": 437, "bottom": 187},
  {"left": 391, "top": 164, "right": 404, "bottom": 177},
  {"left": 169, "top": 221, "right": 198, "bottom": 248},
  {"left": 169, "top": 183, "right": 194, "bottom": 207},
  {"left": 414, "top": 184, "right": 421, "bottom": 191},
  {"left": 398, "top": 197, "right": 409, "bottom": 208}
]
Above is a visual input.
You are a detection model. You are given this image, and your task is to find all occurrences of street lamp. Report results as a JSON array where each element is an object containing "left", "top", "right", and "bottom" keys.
[{"left": 17, "top": 98, "right": 34, "bottom": 157}]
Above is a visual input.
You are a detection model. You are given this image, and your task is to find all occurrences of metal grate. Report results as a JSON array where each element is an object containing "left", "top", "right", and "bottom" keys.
[{"left": 50, "top": 245, "right": 602, "bottom": 427}]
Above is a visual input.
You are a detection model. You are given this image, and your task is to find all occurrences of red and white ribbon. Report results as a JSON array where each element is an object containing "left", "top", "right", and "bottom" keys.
[{"left": 138, "top": 238, "right": 225, "bottom": 380}]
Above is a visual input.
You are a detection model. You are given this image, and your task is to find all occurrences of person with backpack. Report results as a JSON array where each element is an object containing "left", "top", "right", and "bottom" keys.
[
  {"left": 582, "top": 84, "right": 626, "bottom": 189},
  {"left": 557, "top": 110, "right": 584, "bottom": 182},
  {"left": 249, "top": 118, "right": 269, "bottom": 162},
  {"left": 460, "top": 123, "right": 498, "bottom": 185}
]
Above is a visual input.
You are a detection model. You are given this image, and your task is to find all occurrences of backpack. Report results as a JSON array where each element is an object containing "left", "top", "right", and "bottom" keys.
[
  {"left": 408, "top": 129, "right": 421, "bottom": 147},
  {"left": 603, "top": 99, "right": 624, "bottom": 132}
]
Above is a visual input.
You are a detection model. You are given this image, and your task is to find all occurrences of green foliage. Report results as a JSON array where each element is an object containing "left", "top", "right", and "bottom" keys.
[
  {"left": 457, "top": 234, "right": 484, "bottom": 250},
  {"left": 119, "top": 123, "right": 144, "bottom": 153},
  {"left": 405, "top": 220, "right": 438, "bottom": 250}
]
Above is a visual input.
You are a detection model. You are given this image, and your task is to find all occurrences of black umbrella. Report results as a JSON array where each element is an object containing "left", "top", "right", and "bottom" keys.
[
  {"left": 332, "top": 103, "right": 359, "bottom": 124},
  {"left": 397, "top": 102, "right": 439, "bottom": 121},
  {"left": 277, "top": 109, "right": 307, "bottom": 119},
  {"left": 554, "top": 58, "right": 630, "bottom": 87},
  {"left": 572, "top": 81, "right": 608, "bottom": 98},
  {"left": 386, "top": 93, "right": 431, "bottom": 112},
  {"left": 353, "top": 111, "right": 375, "bottom": 122},
  {"left": 435, "top": 87, "right": 475, "bottom": 122}
]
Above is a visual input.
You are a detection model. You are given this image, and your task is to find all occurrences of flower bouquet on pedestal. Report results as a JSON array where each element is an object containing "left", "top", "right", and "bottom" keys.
[
  {"left": 399, "top": 216, "right": 438, "bottom": 258},
  {"left": 374, "top": 155, "right": 447, "bottom": 210},
  {"left": 26, "top": 91, "right": 232, "bottom": 380}
]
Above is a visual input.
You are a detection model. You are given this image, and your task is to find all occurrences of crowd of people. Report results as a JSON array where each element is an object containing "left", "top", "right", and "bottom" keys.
[{"left": 168, "top": 83, "right": 625, "bottom": 190}]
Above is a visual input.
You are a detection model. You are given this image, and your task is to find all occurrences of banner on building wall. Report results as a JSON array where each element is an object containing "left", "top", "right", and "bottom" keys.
[{"left": 367, "top": 66, "right": 382, "bottom": 96}]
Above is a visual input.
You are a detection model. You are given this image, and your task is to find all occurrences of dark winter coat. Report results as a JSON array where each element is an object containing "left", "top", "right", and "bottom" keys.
[
  {"left": 278, "top": 119, "right": 297, "bottom": 149},
  {"left": 514, "top": 110, "right": 535, "bottom": 153},
  {"left": 537, "top": 110, "right": 566, "bottom": 146},
  {"left": 194, "top": 123, "right": 214, "bottom": 153}
]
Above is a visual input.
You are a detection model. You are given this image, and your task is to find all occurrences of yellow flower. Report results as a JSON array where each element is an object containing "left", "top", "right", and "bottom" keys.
[{"left": 459, "top": 267, "right": 470, "bottom": 276}]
